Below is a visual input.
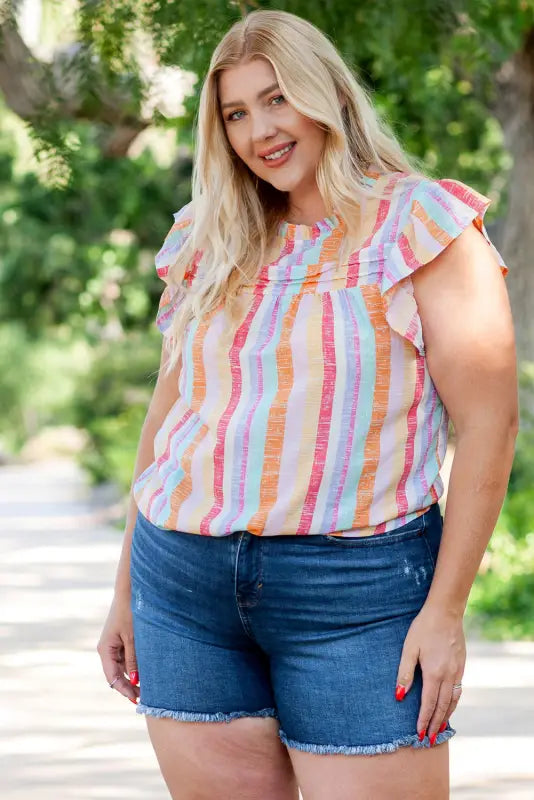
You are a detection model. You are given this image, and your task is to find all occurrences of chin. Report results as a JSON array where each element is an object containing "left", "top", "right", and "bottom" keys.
[{"left": 264, "top": 175, "right": 301, "bottom": 192}]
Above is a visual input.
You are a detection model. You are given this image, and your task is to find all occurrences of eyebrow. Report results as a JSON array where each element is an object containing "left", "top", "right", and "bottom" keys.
[{"left": 220, "top": 82, "right": 280, "bottom": 110}]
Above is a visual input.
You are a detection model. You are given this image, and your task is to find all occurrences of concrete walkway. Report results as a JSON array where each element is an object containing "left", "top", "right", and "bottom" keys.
[{"left": 1, "top": 459, "right": 533, "bottom": 799}]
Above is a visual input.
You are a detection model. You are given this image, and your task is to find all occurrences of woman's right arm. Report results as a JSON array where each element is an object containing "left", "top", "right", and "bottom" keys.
[
  {"left": 113, "top": 344, "right": 182, "bottom": 598},
  {"left": 97, "top": 342, "right": 182, "bottom": 703}
]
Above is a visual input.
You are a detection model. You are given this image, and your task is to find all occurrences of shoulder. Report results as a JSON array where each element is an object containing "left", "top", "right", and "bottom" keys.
[
  {"left": 377, "top": 171, "right": 505, "bottom": 278},
  {"left": 372, "top": 171, "right": 492, "bottom": 225}
]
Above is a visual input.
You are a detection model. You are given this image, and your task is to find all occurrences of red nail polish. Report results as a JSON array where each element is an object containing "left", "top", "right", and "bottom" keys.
[
  {"left": 129, "top": 670, "right": 139, "bottom": 686},
  {"left": 418, "top": 728, "right": 426, "bottom": 742},
  {"left": 439, "top": 721, "right": 447, "bottom": 733},
  {"left": 429, "top": 732, "right": 437, "bottom": 746},
  {"left": 129, "top": 697, "right": 138, "bottom": 705},
  {"left": 395, "top": 684, "right": 406, "bottom": 701}
]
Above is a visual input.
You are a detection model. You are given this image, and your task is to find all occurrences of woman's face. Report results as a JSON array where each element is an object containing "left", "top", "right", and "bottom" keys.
[{"left": 218, "top": 57, "right": 327, "bottom": 198}]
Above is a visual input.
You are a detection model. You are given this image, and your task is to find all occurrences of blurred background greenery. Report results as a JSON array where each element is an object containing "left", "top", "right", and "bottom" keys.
[{"left": 0, "top": 0, "right": 533, "bottom": 639}]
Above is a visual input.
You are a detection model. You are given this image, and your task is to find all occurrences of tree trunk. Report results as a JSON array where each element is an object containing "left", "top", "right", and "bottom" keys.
[{"left": 494, "top": 27, "right": 534, "bottom": 370}]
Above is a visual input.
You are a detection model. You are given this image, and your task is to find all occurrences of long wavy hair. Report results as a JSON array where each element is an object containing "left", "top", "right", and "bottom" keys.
[{"left": 163, "top": 9, "right": 428, "bottom": 372}]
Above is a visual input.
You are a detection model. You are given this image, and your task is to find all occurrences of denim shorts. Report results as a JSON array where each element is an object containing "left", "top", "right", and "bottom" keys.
[{"left": 130, "top": 501, "right": 456, "bottom": 755}]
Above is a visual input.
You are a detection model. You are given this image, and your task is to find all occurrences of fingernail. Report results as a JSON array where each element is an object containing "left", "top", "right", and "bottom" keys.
[
  {"left": 418, "top": 728, "right": 426, "bottom": 742},
  {"left": 129, "top": 671, "right": 139, "bottom": 686},
  {"left": 439, "top": 721, "right": 447, "bottom": 733},
  {"left": 395, "top": 684, "right": 406, "bottom": 701},
  {"left": 429, "top": 732, "right": 437, "bottom": 746},
  {"left": 129, "top": 697, "right": 138, "bottom": 705}
]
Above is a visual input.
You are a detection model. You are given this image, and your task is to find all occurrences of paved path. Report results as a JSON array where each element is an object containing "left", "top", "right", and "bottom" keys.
[{"left": 1, "top": 459, "right": 533, "bottom": 799}]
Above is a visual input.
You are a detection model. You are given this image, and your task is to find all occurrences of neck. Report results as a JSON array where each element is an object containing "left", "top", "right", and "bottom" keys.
[{"left": 287, "top": 186, "right": 329, "bottom": 226}]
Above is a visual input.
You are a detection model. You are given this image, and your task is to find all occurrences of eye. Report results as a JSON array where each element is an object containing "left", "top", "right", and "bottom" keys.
[
  {"left": 226, "top": 109, "right": 244, "bottom": 122},
  {"left": 271, "top": 94, "right": 285, "bottom": 106}
]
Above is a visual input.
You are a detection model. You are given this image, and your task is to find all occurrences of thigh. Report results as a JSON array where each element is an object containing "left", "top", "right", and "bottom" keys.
[
  {"left": 250, "top": 504, "right": 455, "bottom": 764},
  {"left": 146, "top": 715, "right": 299, "bottom": 800},
  {"left": 289, "top": 740, "right": 449, "bottom": 800}
]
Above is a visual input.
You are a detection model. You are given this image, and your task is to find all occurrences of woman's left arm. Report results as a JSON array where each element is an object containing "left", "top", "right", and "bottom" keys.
[{"left": 394, "top": 221, "right": 519, "bottom": 744}]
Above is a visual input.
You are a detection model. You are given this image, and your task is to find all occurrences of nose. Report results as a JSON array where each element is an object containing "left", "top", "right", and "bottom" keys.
[{"left": 250, "top": 109, "right": 278, "bottom": 146}]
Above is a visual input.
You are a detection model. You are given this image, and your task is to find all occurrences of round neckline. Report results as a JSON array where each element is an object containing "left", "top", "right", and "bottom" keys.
[
  {"left": 277, "top": 212, "right": 340, "bottom": 239},
  {"left": 276, "top": 169, "right": 379, "bottom": 239}
]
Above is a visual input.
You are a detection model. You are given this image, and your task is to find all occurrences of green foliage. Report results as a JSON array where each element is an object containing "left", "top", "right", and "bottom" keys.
[
  {"left": 72, "top": 331, "right": 161, "bottom": 488},
  {"left": 0, "top": 114, "right": 192, "bottom": 335},
  {"left": 0, "top": 322, "right": 90, "bottom": 451},
  {"left": 466, "top": 365, "right": 534, "bottom": 639},
  {"left": 467, "top": 525, "right": 534, "bottom": 640}
]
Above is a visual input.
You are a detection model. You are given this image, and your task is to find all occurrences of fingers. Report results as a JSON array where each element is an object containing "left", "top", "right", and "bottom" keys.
[
  {"left": 425, "top": 680, "right": 455, "bottom": 743},
  {"left": 124, "top": 640, "right": 140, "bottom": 689},
  {"left": 416, "top": 670, "right": 441, "bottom": 741},
  {"left": 97, "top": 634, "right": 139, "bottom": 705},
  {"left": 417, "top": 678, "right": 463, "bottom": 744},
  {"left": 395, "top": 647, "right": 419, "bottom": 700},
  {"left": 441, "top": 682, "right": 463, "bottom": 729}
]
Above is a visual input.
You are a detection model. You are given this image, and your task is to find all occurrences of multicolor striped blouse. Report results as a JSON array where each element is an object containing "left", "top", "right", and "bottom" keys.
[{"left": 133, "top": 170, "right": 508, "bottom": 537}]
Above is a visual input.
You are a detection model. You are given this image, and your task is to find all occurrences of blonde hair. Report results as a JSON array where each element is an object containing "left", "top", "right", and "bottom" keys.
[{"left": 163, "top": 8, "right": 428, "bottom": 372}]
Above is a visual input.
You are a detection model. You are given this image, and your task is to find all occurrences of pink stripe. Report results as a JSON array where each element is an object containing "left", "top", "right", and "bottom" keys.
[
  {"left": 296, "top": 293, "right": 336, "bottom": 534},
  {"left": 199, "top": 295, "right": 264, "bottom": 536},
  {"left": 347, "top": 195, "right": 391, "bottom": 287},
  {"left": 397, "top": 232, "right": 419, "bottom": 271},
  {"left": 156, "top": 410, "right": 194, "bottom": 468},
  {"left": 146, "top": 486, "right": 164, "bottom": 520},
  {"left": 436, "top": 179, "right": 487, "bottom": 216},
  {"left": 396, "top": 354, "right": 426, "bottom": 514}
]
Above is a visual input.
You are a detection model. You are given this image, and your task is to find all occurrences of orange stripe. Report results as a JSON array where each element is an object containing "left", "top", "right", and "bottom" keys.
[
  {"left": 246, "top": 295, "right": 300, "bottom": 535},
  {"left": 168, "top": 423, "right": 209, "bottom": 530},
  {"left": 191, "top": 315, "right": 211, "bottom": 411},
  {"left": 410, "top": 199, "right": 454, "bottom": 250},
  {"left": 302, "top": 226, "right": 345, "bottom": 294}
]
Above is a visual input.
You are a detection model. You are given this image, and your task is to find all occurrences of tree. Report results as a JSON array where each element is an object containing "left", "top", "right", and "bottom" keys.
[{"left": 1, "top": 0, "right": 533, "bottom": 364}]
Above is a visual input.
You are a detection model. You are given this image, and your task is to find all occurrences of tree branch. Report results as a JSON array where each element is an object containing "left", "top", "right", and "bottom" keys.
[{"left": 0, "top": 17, "right": 148, "bottom": 156}]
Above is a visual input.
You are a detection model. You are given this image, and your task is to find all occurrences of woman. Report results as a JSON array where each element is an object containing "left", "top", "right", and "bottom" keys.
[{"left": 97, "top": 9, "right": 518, "bottom": 799}]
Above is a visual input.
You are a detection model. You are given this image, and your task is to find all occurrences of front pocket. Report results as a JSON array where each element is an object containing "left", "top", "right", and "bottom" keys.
[{"left": 322, "top": 511, "right": 427, "bottom": 546}]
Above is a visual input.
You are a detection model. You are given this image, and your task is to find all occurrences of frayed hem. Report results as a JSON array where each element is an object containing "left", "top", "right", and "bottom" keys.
[
  {"left": 136, "top": 703, "right": 278, "bottom": 723},
  {"left": 278, "top": 725, "right": 456, "bottom": 755}
]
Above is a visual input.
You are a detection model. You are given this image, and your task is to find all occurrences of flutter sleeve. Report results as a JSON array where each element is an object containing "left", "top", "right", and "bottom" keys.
[
  {"left": 380, "top": 177, "right": 508, "bottom": 355},
  {"left": 153, "top": 201, "right": 195, "bottom": 337}
]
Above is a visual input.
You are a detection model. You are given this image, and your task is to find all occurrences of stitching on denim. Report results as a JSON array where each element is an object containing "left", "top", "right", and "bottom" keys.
[
  {"left": 421, "top": 512, "right": 439, "bottom": 569},
  {"left": 278, "top": 724, "right": 456, "bottom": 755},
  {"left": 323, "top": 516, "right": 426, "bottom": 546},
  {"left": 233, "top": 532, "right": 258, "bottom": 640},
  {"left": 235, "top": 598, "right": 256, "bottom": 639}
]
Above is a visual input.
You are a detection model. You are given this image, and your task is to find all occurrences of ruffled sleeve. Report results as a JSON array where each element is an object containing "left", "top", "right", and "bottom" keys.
[
  {"left": 154, "top": 201, "right": 195, "bottom": 337},
  {"left": 380, "top": 177, "right": 508, "bottom": 356}
]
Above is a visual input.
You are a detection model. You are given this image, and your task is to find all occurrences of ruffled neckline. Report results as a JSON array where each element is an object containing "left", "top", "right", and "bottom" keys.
[
  {"left": 277, "top": 213, "right": 340, "bottom": 239},
  {"left": 276, "top": 170, "right": 379, "bottom": 239}
]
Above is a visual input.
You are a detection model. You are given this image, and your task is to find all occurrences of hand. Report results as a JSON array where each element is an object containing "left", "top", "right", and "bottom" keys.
[
  {"left": 97, "top": 594, "right": 140, "bottom": 705},
  {"left": 395, "top": 603, "right": 466, "bottom": 745}
]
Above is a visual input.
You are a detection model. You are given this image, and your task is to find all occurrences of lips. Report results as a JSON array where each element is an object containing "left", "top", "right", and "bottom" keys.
[{"left": 259, "top": 141, "right": 296, "bottom": 159}]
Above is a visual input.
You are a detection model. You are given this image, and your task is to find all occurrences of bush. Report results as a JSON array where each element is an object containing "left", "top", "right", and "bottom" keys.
[
  {"left": 73, "top": 330, "right": 161, "bottom": 490},
  {"left": 0, "top": 323, "right": 91, "bottom": 453}
]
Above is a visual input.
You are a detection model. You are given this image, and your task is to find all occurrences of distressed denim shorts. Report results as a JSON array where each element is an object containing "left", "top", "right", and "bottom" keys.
[{"left": 130, "top": 501, "right": 456, "bottom": 755}]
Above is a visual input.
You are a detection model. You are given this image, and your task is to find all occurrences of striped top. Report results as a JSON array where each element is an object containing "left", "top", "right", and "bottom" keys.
[{"left": 133, "top": 170, "right": 507, "bottom": 537}]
